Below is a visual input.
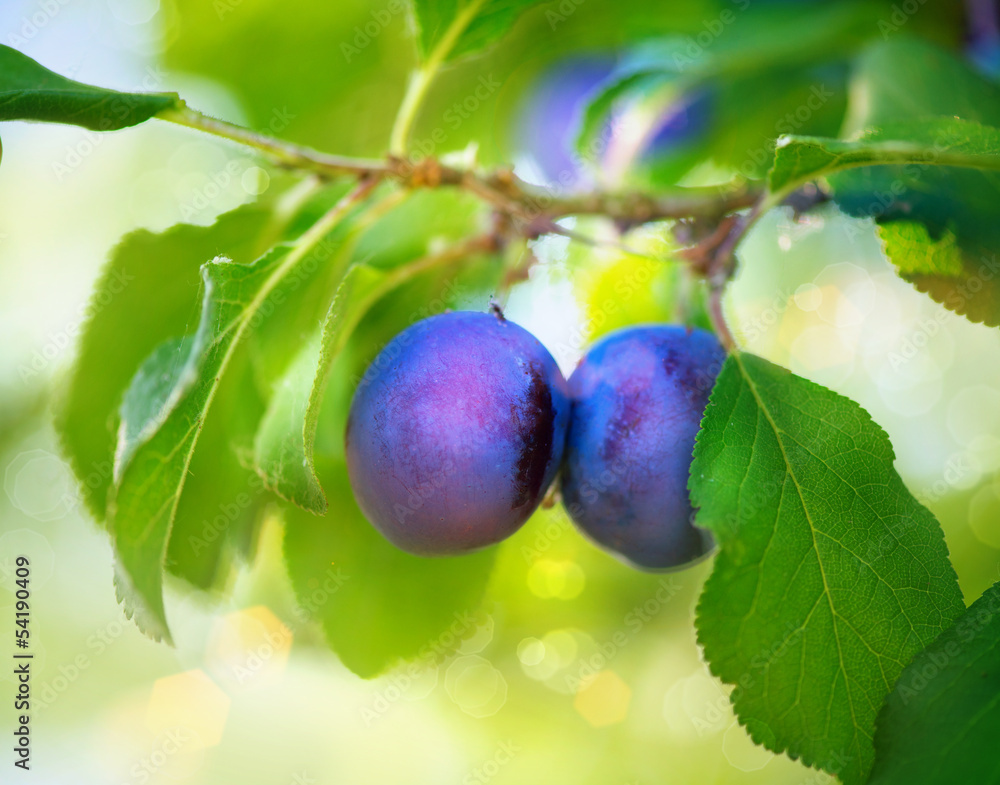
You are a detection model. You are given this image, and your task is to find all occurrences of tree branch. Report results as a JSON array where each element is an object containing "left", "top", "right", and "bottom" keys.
[{"left": 158, "top": 105, "right": 761, "bottom": 233}]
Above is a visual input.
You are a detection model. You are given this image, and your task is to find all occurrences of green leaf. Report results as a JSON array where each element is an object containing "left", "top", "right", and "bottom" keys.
[
  {"left": 868, "top": 582, "right": 1000, "bottom": 785},
  {"left": 0, "top": 44, "right": 179, "bottom": 130},
  {"left": 164, "top": 347, "right": 268, "bottom": 591},
  {"left": 409, "top": 0, "right": 539, "bottom": 62},
  {"left": 283, "top": 457, "right": 495, "bottom": 678},
  {"left": 254, "top": 264, "right": 383, "bottom": 514},
  {"left": 255, "top": 236, "right": 493, "bottom": 513},
  {"left": 692, "top": 353, "right": 964, "bottom": 785},
  {"left": 877, "top": 221, "right": 1000, "bottom": 327},
  {"left": 112, "top": 245, "right": 301, "bottom": 641},
  {"left": 842, "top": 38, "right": 1000, "bottom": 134},
  {"left": 830, "top": 37, "right": 1000, "bottom": 326},
  {"left": 770, "top": 118, "right": 1000, "bottom": 198},
  {"left": 254, "top": 188, "right": 489, "bottom": 512},
  {"left": 54, "top": 204, "right": 274, "bottom": 521}
]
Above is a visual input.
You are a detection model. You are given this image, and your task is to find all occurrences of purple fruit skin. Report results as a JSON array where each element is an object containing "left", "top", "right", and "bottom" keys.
[
  {"left": 562, "top": 325, "right": 724, "bottom": 570},
  {"left": 345, "top": 311, "right": 570, "bottom": 556}
]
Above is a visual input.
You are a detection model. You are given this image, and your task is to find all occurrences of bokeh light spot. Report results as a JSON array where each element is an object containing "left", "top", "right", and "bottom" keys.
[
  {"left": 793, "top": 283, "right": 823, "bottom": 311},
  {"left": 526, "top": 559, "right": 585, "bottom": 599},
  {"left": 241, "top": 166, "right": 270, "bottom": 195},
  {"left": 445, "top": 656, "right": 508, "bottom": 717},
  {"left": 723, "top": 721, "right": 774, "bottom": 772},
  {"left": 146, "top": 669, "right": 230, "bottom": 748},
  {"left": 206, "top": 606, "right": 292, "bottom": 691},
  {"left": 517, "top": 637, "right": 545, "bottom": 666},
  {"left": 573, "top": 670, "right": 631, "bottom": 727}
]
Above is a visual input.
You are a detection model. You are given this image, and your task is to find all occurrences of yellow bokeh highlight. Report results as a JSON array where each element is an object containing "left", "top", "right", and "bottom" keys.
[
  {"left": 580, "top": 249, "right": 677, "bottom": 342},
  {"left": 573, "top": 670, "right": 631, "bottom": 727},
  {"left": 146, "top": 669, "right": 230, "bottom": 749},
  {"left": 526, "top": 559, "right": 585, "bottom": 599},
  {"left": 206, "top": 605, "right": 293, "bottom": 691}
]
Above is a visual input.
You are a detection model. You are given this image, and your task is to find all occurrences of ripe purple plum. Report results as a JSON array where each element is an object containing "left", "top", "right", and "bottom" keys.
[
  {"left": 345, "top": 311, "right": 570, "bottom": 556},
  {"left": 561, "top": 325, "right": 724, "bottom": 570}
]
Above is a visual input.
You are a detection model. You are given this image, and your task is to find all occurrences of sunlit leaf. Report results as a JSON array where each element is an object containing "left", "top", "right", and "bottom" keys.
[
  {"left": 283, "top": 457, "right": 495, "bottom": 678},
  {"left": 692, "top": 353, "right": 964, "bottom": 785},
  {"left": 409, "top": 0, "right": 540, "bottom": 62},
  {"left": 830, "top": 38, "right": 1000, "bottom": 327},
  {"left": 770, "top": 118, "right": 1000, "bottom": 197}
]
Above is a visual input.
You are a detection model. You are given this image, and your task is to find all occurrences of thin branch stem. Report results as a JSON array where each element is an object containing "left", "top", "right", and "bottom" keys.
[
  {"left": 157, "top": 104, "right": 760, "bottom": 232},
  {"left": 707, "top": 285, "right": 736, "bottom": 353},
  {"left": 540, "top": 183, "right": 760, "bottom": 222},
  {"left": 158, "top": 105, "right": 389, "bottom": 178},
  {"left": 388, "top": 0, "right": 488, "bottom": 154},
  {"left": 294, "top": 175, "right": 382, "bottom": 250},
  {"left": 333, "top": 233, "right": 500, "bottom": 354}
]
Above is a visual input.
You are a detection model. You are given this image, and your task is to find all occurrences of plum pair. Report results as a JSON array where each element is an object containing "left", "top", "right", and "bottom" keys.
[{"left": 345, "top": 310, "right": 723, "bottom": 570}]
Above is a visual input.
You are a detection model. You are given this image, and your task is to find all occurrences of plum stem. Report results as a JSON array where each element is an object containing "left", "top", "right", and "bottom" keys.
[{"left": 707, "top": 285, "right": 736, "bottom": 353}]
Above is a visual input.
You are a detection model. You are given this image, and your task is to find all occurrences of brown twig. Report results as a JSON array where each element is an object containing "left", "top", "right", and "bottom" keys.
[{"left": 159, "top": 105, "right": 762, "bottom": 235}]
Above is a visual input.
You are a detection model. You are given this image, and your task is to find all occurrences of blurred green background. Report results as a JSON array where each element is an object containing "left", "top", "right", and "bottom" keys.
[{"left": 2, "top": 1, "right": 1000, "bottom": 783}]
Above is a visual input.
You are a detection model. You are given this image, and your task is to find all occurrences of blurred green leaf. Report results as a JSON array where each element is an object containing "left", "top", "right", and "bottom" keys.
[
  {"left": 165, "top": 346, "right": 268, "bottom": 591},
  {"left": 112, "top": 245, "right": 301, "bottom": 641},
  {"left": 54, "top": 205, "right": 273, "bottom": 521},
  {"left": 164, "top": 0, "right": 412, "bottom": 155},
  {"left": 877, "top": 221, "right": 1000, "bottom": 327},
  {"left": 770, "top": 118, "right": 1000, "bottom": 196},
  {"left": 283, "top": 457, "right": 495, "bottom": 678},
  {"left": 410, "top": 0, "right": 540, "bottom": 62},
  {"left": 0, "top": 44, "right": 179, "bottom": 130},
  {"left": 254, "top": 188, "right": 487, "bottom": 512},
  {"left": 254, "top": 266, "right": 379, "bottom": 514},
  {"left": 352, "top": 189, "right": 486, "bottom": 268},
  {"left": 574, "top": 2, "right": 879, "bottom": 178},
  {"left": 868, "top": 581, "right": 1000, "bottom": 785},
  {"left": 841, "top": 38, "right": 1000, "bottom": 135},
  {"left": 692, "top": 353, "right": 964, "bottom": 785},
  {"left": 830, "top": 38, "right": 1000, "bottom": 326}
]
